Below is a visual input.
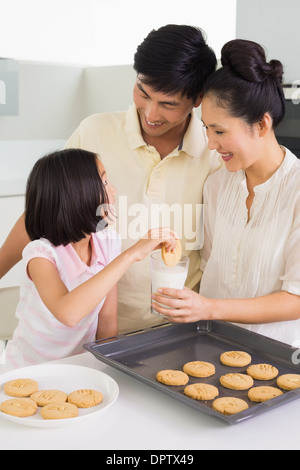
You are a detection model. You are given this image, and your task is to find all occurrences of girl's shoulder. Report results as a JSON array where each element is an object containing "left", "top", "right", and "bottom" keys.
[{"left": 22, "top": 238, "right": 58, "bottom": 265}]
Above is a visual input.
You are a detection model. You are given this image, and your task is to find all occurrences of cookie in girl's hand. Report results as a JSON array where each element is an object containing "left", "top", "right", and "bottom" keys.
[{"left": 161, "top": 239, "right": 182, "bottom": 267}]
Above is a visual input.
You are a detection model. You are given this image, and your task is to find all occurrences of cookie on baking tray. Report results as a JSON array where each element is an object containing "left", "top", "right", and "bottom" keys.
[
  {"left": 183, "top": 361, "right": 215, "bottom": 378},
  {"left": 67, "top": 389, "right": 103, "bottom": 408},
  {"left": 247, "top": 363, "right": 278, "bottom": 381},
  {"left": 277, "top": 374, "right": 300, "bottom": 390},
  {"left": 220, "top": 373, "right": 254, "bottom": 390},
  {"left": 30, "top": 390, "right": 68, "bottom": 407},
  {"left": 184, "top": 383, "right": 219, "bottom": 401},
  {"left": 212, "top": 397, "right": 249, "bottom": 415},
  {"left": 220, "top": 351, "right": 252, "bottom": 368},
  {"left": 156, "top": 369, "right": 189, "bottom": 386},
  {"left": 248, "top": 386, "right": 283, "bottom": 403},
  {"left": 40, "top": 402, "right": 78, "bottom": 420},
  {"left": 4, "top": 378, "right": 38, "bottom": 397},
  {"left": 0, "top": 398, "right": 38, "bottom": 417},
  {"left": 161, "top": 239, "right": 182, "bottom": 267}
]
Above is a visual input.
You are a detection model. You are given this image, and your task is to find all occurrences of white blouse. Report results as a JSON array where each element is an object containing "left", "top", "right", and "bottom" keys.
[{"left": 200, "top": 148, "right": 300, "bottom": 346}]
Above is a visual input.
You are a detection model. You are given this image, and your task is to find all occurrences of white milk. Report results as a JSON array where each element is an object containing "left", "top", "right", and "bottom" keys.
[{"left": 151, "top": 265, "right": 188, "bottom": 293}]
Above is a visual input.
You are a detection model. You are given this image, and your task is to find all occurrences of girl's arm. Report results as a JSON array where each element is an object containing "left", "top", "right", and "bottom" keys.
[
  {"left": 96, "top": 284, "right": 118, "bottom": 340},
  {"left": 151, "top": 288, "right": 300, "bottom": 324},
  {"left": 28, "top": 228, "right": 177, "bottom": 327}
]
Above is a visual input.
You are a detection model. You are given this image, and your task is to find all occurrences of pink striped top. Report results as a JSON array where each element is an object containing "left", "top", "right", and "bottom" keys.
[{"left": 5, "top": 229, "right": 121, "bottom": 369}]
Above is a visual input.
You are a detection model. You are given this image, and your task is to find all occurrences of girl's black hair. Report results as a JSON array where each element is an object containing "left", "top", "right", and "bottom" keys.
[
  {"left": 133, "top": 24, "right": 217, "bottom": 103},
  {"left": 25, "top": 148, "right": 110, "bottom": 246},
  {"left": 203, "top": 39, "right": 286, "bottom": 128}
]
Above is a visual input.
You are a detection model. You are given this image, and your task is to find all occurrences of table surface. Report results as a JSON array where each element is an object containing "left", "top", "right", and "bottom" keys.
[{"left": 0, "top": 351, "right": 299, "bottom": 451}]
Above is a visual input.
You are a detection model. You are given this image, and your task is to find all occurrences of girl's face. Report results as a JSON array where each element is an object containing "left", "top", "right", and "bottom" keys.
[
  {"left": 201, "top": 95, "right": 261, "bottom": 172},
  {"left": 97, "top": 159, "right": 116, "bottom": 205},
  {"left": 97, "top": 159, "right": 116, "bottom": 225}
]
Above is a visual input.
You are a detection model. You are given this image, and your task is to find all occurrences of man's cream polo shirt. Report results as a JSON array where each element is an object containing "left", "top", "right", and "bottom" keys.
[{"left": 65, "top": 104, "right": 221, "bottom": 333}]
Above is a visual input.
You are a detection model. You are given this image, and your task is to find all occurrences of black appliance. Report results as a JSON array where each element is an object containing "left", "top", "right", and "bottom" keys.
[{"left": 276, "top": 85, "right": 300, "bottom": 158}]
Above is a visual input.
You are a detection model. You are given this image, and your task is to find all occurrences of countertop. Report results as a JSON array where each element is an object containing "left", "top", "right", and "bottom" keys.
[{"left": 0, "top": 351, "right": 299, "bottom": 451}]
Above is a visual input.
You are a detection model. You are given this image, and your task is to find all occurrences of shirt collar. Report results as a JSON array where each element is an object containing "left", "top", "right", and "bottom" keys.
[
  {"left": 125, "top": 105, "right": 207, "bottom": 159},
  {"left": 56, "top": 233, "right": 107, "bottom": 281},
  {"left": 126, "top": 104, "right": 146, "bottom": 150}
]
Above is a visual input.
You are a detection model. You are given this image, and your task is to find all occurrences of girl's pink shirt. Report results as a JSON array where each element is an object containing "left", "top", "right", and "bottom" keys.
[{"left": 4, "top": 229, "right": 121, "bottom": 369}]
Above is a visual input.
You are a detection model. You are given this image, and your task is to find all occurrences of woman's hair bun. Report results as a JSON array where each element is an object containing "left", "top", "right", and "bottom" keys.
[{"left": 221, "top": 39, "right": 284, "bottom": 84}]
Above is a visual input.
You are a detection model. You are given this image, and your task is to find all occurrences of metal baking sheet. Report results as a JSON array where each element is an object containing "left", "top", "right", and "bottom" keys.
[{"left": 84, "top": 321, "right": 300, "bottom": 424}]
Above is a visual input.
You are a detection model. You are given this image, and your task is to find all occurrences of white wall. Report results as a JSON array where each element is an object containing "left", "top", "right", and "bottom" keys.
[
  {"left": 236, "top": 0, "right": 300, "bottom": 83},
  {"left": 82, "top": 65, "right": 136, "bottom": 118}
]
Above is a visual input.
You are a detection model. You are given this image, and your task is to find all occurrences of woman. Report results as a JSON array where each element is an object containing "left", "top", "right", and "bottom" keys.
[{"left": 151, "top": 39, "right": 300, "bottom": 346}]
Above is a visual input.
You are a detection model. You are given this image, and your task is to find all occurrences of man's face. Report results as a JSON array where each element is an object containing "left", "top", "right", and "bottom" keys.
[{"left": 133, "top": 75, "right": 201, "bottom": 139}]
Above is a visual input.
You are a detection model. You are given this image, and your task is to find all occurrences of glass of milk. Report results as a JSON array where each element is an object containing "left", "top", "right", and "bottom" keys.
[{"left": 150, "top": 251, "right": 189, "bottom": 315}]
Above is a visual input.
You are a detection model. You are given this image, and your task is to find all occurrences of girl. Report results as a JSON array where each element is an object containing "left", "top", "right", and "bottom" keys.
[
  {"left": 4, "top": 148, "right": 176, "bottom": 368},
  {"left": 152, "top": 39, "right": 300, "bottom": 346}
]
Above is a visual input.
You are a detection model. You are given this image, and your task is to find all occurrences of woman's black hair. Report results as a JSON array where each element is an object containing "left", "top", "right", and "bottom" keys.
[
  {"left": 202, "top": 39, "right": 286, "bottom": 128},
  {"left": 25, "top": 148, "right": 110, "bottom": 246},
  {"left": 133, "top": 24, "right": 217, "bottom": 103}
]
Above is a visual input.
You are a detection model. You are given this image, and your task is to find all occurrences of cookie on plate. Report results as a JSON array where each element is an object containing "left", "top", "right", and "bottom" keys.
[
  {"left": 248, "top": 386, "right": 283, "bottom": 403},
  {"left": 161, "top": 239, "right": 182, "bottom": 267},
  {"left": 0, "top": 398, "right": 37, "bottom": 417},
  {"left": 212, "top": 397, "right": 249, "bottom": 415},
  {"left": 220, "top": 373, "right": 254, "bottom": 390},
  {"left": 4, "top": 378, "right": 38, "bottom": 398},
  {"left": 30, "top": 390, "right": 68, "bottom": 407},
  {"left": 183, "top": 361, "right": 215, "bottom": 378},
  {"left": 220, "top": 351, "right": 252, "bottom": 367},
  {"left": 184, "top": 383, "right": 219, "bottom": 401},
  {"left": 156, "top": 369, "right": 189, "bottom": 386},
  {"left": 67, "top": 389, "right": 103, "bottom": 408},
  {"left": 247, "top": 364, "right": 279, "bottom": 381},
  {"left": 41, "top": 402, "right": 78, "bottom": 420},
  {"left": 277, "top": 374, "right": 300, "bottom": 390}
]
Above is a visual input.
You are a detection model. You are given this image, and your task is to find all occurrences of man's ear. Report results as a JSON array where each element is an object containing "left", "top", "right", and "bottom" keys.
[{"left": 194, "top": 93, "right": 203, "bottom": 108}]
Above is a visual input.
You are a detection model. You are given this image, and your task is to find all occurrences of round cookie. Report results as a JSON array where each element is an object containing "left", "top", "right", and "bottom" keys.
[
  {"left": 4, "top": 378, "right": 38, "bottom": 397},
  {"left": 277, "top": 374, "right": 300, "bottom": 390},
  {"left": 0, "top": 398, "right": 37, "bottom": 417},
  {"left": 67, "top": 389, "right": 103, "bottom": 408},
  {"left": 220, "top": 373, "right": 254, "bottom": 390},
  {"left": 183, "top": 361, "right": 215, "bottom": 378},
  {"left": 248, "top": 386, "right": 283, "bottom": 403},
  {"left": 184, "top": 383, "right": 219, "bottom": 401},
  {"left": 156, "top": 369, "right": 189, "bottom": 386},
  {"left": 41, "top": 402, "right": 78, "bottom": 420},
  {"left": 212, "top": 397, "right": 249, "bottom": 415},
  {"left": 30, "top": 390, "right": 68, "bottom": 407},
  {"left": 220, "top": 351, "right": 252, "bottom": 368},
  {"left": 247, "top": 363, "right": 279, "bottom": 381},
  {"left": 161, "top": 239, "right": 182, "bottom": 267}
]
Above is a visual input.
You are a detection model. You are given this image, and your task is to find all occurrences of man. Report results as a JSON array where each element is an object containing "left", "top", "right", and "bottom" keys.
[{"left": 0, "top": 25, "right": 221, "bottom": 333}]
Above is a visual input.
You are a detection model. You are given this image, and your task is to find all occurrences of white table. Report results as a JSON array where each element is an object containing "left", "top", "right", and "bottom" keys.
[{"left": 0, "top": 351, "right": 299, "bottom": 451}]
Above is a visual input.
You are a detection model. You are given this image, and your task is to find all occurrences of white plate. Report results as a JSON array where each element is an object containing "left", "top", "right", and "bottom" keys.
[{"left": 0, "top": 364, "right": 119, "bottom": 428}]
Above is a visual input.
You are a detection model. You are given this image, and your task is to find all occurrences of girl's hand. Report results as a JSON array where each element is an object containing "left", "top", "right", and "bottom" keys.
[
  {"left": 151, "top": 287, "right": 212, "bottom": 323},
  {"left": 129, "top": 228, "right": 178, "bottom": 262}
]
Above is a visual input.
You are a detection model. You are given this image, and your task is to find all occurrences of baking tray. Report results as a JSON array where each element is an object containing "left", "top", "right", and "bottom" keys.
[{"left": 84, "top": 321, "right": 300, "bottom": 424}]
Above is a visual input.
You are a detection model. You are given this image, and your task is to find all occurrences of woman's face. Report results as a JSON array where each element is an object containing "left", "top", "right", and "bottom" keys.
[{"left": 201, "top": 95, "right": 261, "bottom": 172}]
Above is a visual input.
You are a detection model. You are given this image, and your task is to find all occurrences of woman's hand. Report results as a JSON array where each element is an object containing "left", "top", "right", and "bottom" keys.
[
  {"left": 128, "top": 228, "right": 178, "bottom": 262},
  {"left": 151, "top": 287, "right": 212, "bottom": 323}
]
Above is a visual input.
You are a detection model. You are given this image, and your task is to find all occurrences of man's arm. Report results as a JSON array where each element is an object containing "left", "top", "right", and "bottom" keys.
[{"left": 0, "top": 214, "right": 30, "bottom": 279}]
